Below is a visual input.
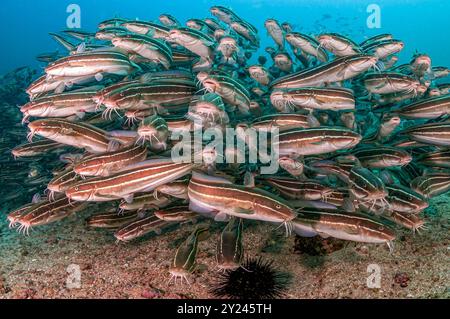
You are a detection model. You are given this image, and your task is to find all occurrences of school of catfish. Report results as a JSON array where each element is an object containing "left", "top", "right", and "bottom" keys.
[{"left": 6, "top": 5, "right": 450, "bottom": 284}]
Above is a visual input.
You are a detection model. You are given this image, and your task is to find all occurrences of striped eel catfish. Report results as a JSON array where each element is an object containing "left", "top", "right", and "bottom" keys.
[
  {"left": 172, "top": 47, "right": 198, "bottom": 67},
  {"left": 270, "top": 54, "right": 378, "bottom": 89},
  {"left": 317, "top": 33, "right": 362, "bottom": 57},
  {"left": 216, "top": 217, "right": 244, "bottom": 271},
  {"left": 285, "top": 32, "right": 328, "bottom": 62},
  {"left": 397, "top": 94, "right": 450, "bottom": 119},
  {"left": 101, "top": 82, "right": 196, "bottom": 115},
  {"left": 386, "top": 211, "right": 426, "bottom": 233},
  {"left": 121, "top": 21, "right": 171, "bottom": 39},
  {"left": 400, "top": 122, "right": 450, "bottom": 146},
  {"left": 169, "top": 27, "right": 216, "bottom": 62},
  {"left": 137, "top": 115, "right": 169, "bottom": 146},
  {"left": 187, "top": 18, "right": 216, "bottom": 34},
  {"left": 111, "top": 34, "right": 173, "bottom": 69},
  {"left": 65, "top": 158, "right": 194, "bottom": 203},
  {"left": 431, "top": 66, "right": 450, "bottom": 79},
  {"left": 124, "top": 109, "right": 155, "bottom": 126},
  {"left": 321, "top": 189, "right": 348, "bottom": 208},
  {"left": 95, "top": 27, "right": 129, "bottom": 41},
  {"left": 417, "top": 149, "right": 450, "bottom": 168},
  {"left": 249, "top": 113, "right": 320, "bottom": 131},
  {"left": 247, "top": 65, "right": 272, "bottom": 86},
  {"left": 47, "top": 166, "right": 82, "bottom": 200},
  {"left": 73, "top": 144, "right": 148, "bottom": 177},
  {"left": 410, "top": 53, "right": 432, "bottom": 78},
  {"left": 20, "top": 89, "right": 100, "bottom": 122},
  {"left": 275, "top": 127, "right": 362, "bottom": 157},
  {"left": 373, "top": 114, "right": 401, "bottom": 143},
  {"left": 92, "top": 80, "right": 140, "bottom": 107},
  {"left": 308, "top": 157, "right": 358, "bottom": 183},
  {"left": 7, "top": 203, "right": 35, "bottom": 228},
  {"left": 204, "top": 18, "right": 221, "bottom": 31},
  {"left": 159, "top": 13, "right": 181, "bottom": 27},
  {"left": 263, "top": 176, "right": 334, "bottom": 202},
  {"left": 154, "top": 206, "right": 198, "bottom": 222},
  {"left": 12, "top": 140, "right": 64, "bottom": 158},
  {"left": 385, "top": 184, "right": 428, "bottom": 214},
  {"left": 278, "top": 156, "right": 305, "bottom": 178},
  {"left": 352, "top": 146, "right": 412, "bottom": 168},
  {"left": 169, "top": 226, "right": 209, "bottom": 285},
  {"left": 292, "top": 208, "right": 396, "bottom": 251},
  {"left": 49, "top": 33, "right": 77, "bottom": 52},
  {"left": 347, "top": 167, "right": 389, "bottom": 211},
  {"left": 274, "top": 52, "right": 293, "bottom": 74},
  {"left": 362, "top": 39, "right": 404, "bottom": 60},
  {"left": 87, "top": 210, "right": 140, "bottom": 229},
  {"left": 154, "top": 179, "right": 190, "bottom": 200},
  {"left": 114, "top": 214, "right": 173, "bottom": 242},
  {"left": 197, "top": 72, "right": 251, "bottom": 115},
  {"left": 14, "top": 196, "right": 87, "bottom": 235},
  {"left": 27, "top": 119, "right": 121, "bottom": 154},
  {"left": 188, "top": 172, "right": 297, "bottom": 234},
  {"left": 187, "top": 93, "right": 229, "bottom": 127},
  {"left": 363, "top": 72, "right": 426, "bottom": 95},
  {"left": 118, "top": 193, "right": 173, "bottom": 212},
  {"left": 265, "top": 19, "right": 285, "bottom": 50},
  {"left": 45, "top": 51, "right": 139, "bottom": 78},
  {"left": 230, "top": 20, "right": 260, "bottom": 48},
  {"left": 210, "top": 6, "right": 243, "bottom": 25},
  {"left": 270, "top": 87, "right": 355, "bottom": 112},
  {"left": 26, "top": 74, "right": 97, "bottom": 100},
  {"left": 63, "top": 29, "right": 95, "bottom": 41},
  {"left": 410, "top": 173, "right": 450, "bottom": 198},
  {"left": 98, "top": 18, "right": 129, "bottom": 29},
  {"left": 360, "top": 34, "right": 393, "bottom": 48}
]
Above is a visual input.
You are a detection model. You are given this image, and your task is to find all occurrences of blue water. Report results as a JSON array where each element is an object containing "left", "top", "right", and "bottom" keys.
[{"left": 0, "top": 0, "right": 448, "bottom": 74}]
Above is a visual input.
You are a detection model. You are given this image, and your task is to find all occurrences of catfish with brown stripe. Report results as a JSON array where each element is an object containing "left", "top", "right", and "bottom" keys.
[
  {"left": 66, "top": 158, "right": 194, "bottom": 203},
  {"left": 27, "top": 119, "right": 121, "bottom": 154},
  {"left": 188, "top": 172, "right": 296, "bottom": 235},
  {"left": 73, "top": 144, "right": 148, "bottom": 177},
  {"left": 292, "top": 208, "right": 396, "bottom": 251}
]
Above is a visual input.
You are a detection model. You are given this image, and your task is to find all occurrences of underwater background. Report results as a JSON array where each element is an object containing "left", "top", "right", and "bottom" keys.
[
  {"left": 1, "top": 0, "right": 449, "bottom": 74},
  {"left": 0, "top": 0, "right": 449, "bottom": 299}
]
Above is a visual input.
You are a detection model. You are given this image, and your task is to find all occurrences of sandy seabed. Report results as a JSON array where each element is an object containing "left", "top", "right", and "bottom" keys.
[{"left": 0, "top": 195, "right": 449, "bottom": 299}]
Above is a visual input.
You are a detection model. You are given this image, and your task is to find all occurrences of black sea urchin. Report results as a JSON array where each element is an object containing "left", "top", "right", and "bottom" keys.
[{"left": 210, "top": 257, "right": 292, "bottom": 299}]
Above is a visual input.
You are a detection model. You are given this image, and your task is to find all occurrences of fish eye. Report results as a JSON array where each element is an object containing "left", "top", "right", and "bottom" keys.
[
  {"left": 75, "top": 187, "right": 80, "bottom": 191},
  {"left": 275, "top": 204, "right": 281, "bottom": 209}
]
